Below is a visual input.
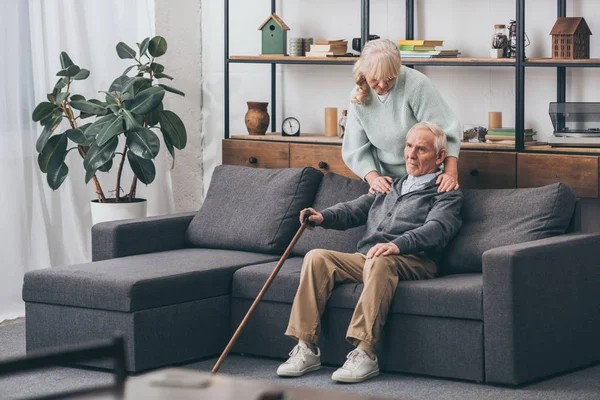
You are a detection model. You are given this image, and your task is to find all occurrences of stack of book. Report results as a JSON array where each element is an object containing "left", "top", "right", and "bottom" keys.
[
  {"left": 305, "top": 40, "right": 348, "bottom": 57},
  {"left": 397, "top": 40, "right": 460, "bottom": 58},
  {"left": 485, "top": 128, "right": 536, "bottom": 143}
]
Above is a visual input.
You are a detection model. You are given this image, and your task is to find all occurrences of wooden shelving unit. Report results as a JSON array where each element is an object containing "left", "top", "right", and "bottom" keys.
[{"left": 230, "top": 133, "right": 343, "bottom": 144}]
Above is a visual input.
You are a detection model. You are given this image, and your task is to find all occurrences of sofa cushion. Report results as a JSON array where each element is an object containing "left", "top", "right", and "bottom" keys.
[
  {"left": 292, "top": 173, "right": 369, "bottom": 256},
  {"left": 22, "top": 249, "right": 280, "bottom": 312},
  {"left": 232, "top": 258, "right": 483, "bottom": 320},
  {"left": 185, "top": 166, "right": 323, "bottom": 254},
  {"left": 442, "top": 183, "right": 577, "bottom": 275}
]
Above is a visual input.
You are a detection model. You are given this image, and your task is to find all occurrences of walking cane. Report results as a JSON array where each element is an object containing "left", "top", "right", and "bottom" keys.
[{"left": 211, "top": 211, "right": 314, "bottom": 374}]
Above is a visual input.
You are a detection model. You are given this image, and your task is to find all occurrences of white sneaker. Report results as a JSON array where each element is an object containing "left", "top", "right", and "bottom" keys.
[
  {"left": 331, "top": 348, "right": 379, "bottom": 383},
  {"left": 277, "top": 342, "right": 321, "bottom": 377}
]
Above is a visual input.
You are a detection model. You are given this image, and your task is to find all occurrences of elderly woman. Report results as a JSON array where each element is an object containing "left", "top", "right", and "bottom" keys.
[{"left": 343, "top": 39, "right": 462, "bottom": 193}]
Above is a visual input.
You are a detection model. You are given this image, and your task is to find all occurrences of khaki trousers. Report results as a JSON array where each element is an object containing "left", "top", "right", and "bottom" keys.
[{"left": 285, "top": 249, "right": 436, "bottom": 347}]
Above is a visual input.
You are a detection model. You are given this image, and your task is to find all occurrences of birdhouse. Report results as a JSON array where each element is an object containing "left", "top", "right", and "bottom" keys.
[
  {"left": 550, "top": 17, "right": 592, "bottom": 59},
  {"left": 258, "top": 13, "right": 290, "bottom": 55}
]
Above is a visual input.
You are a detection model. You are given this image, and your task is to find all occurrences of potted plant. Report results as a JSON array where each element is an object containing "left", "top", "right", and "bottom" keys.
[{"left": 31, "top": 36, "right": 187, "bottom": 224}]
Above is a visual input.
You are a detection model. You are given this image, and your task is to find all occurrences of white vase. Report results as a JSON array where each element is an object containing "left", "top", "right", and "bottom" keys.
[{"left": 90, "top": 199, "right": 148, "bottom": 225}]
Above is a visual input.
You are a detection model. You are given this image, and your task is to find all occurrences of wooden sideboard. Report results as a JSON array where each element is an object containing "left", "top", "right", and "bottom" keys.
[{"left": 223, "top": 135, "right": 600, "bottom": 198}]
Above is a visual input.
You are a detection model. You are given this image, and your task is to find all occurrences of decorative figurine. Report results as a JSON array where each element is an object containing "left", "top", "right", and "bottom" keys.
[
  {"left": 550, "top": 17, "right": 592, "bottom": 59},
  {"left": 258, "top": 14, "right": 290, "bottom": 55}
]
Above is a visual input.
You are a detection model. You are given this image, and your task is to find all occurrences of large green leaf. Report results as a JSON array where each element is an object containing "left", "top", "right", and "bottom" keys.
[
  {"left": 149, "top": 102, "right": 164, "bottom": 126},
  {"left": 92, "top": 114, "right": 124, "bottom": 146},
  {"left": 122, "top": 110, "right": 141, "bottom": 130},
  {"left": 158, "top": 110, "right": 187, "bottom": 150},
  {"left": 122, "top": 77, "right": 151, "bottom": 96},
  {"left": 47, "top": 162, "right": 69, "bottom": 190},
  {"left": 158, "top": 84, "right": 185, "bottom": 96},
  {"left": 126, "top": 128, "right": 160, "bottom": 159},
  {"left": 162, "top": 129, "right": 175, "bottom": 168},
  {"left": 73, "top": 69, "right": 90, "bottom": 80},
  {"left": 150, "top": 63, "right": 164, "bottom": 74},
  {"left": 98, "top": 158, "right": 114, "bottom": 172},
  {"left": 79, "top": 100, "right": 106, "bottom": 119},
  {"left": 129, "top": 86, "right": 165, "bottom": 115},
  {"left": 45, "top": 134, "right": 69, "bottom": 190},
  {"left": 35, "top": 114, "right": 62, "bottom": 152},
  {"left": 57, "top": 65, "right": 80, "bottom": 77},
  {"left": 139, "top": 37, "right": 150, "bottom": 57},
  {"left": 32, "top": 102, "right": 59, "bottom": 122},
  {"left": 65, "top": 127, "right": 86, "bottom": 144},
  {"left": 54, "top": 77, "right": 68, "bottom": 91},
  {"left": 109, "top": 75, "right": 131, "bottom": 92},
  {"left": 154, "top": 72, "right": 173, "bottom": 80},
  {"left": 123, "top": 65, "right": 136, "bottom": 76},
  {"left": 85, "top": 168, "right": 96, "bottom": 184},
  {"left": 70, "top": 94, "right": 85, "bottom": 101},
  {"left": 70, "top": 100, "right": 108, "bottom": 115},
  {"left": 83, "top": 136, "right": 118, "bottom": 172},
  {"left": 127, "top": 152, "right": 156, "bottom": 184},
  {"left": 103, "top": 91, "right": 119, "bottom": 106},
  {"left": 116, "top": 42, "right": 137, "bottom": 59},
  {"left": 55, "top": 92, "right": 70, "bottom": 104},
  {"left": 67, "top": 65, "right": 81, "bottom": 76},
  {"left": 38, "top": 134, "right": 67, "bottom": 173},
  {"left": 148, "top": 36, "right": 167, "bottom": 57},
  {"left": 60, "top": 52, "right": 74, "bottom": 69},
  {"left": 39, "top": 109, "right": 63, "bottom": 128}
]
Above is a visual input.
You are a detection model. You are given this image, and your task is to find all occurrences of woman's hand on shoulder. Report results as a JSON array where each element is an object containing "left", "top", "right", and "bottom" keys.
[
  {"left": 365, "top": 171, "right": 393, "bottom": 194},
  {"left": 436, "top": 172, "right": 460, "bottom": 192}
]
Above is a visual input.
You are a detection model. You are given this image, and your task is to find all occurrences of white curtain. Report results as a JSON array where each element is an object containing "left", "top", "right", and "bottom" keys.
[{"left": 0, "top": 0, "right": 174, "bottom": 322}]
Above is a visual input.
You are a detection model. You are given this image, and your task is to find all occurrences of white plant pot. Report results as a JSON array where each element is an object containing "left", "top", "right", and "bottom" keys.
[{"left": 90, "top": 199, "right": 148, "bottom": 225}]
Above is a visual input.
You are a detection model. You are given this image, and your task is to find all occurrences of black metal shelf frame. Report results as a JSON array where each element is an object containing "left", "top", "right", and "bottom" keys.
[
  {"left": 224, "top": 0, "right": 371, "bottom": 139},
  {"left": 225, "top": 0, "right": 597, "bottom": 153}
]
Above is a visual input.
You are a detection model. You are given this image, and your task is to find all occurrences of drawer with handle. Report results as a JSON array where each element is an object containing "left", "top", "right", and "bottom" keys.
[
  {"left": 290, "top": 143, "right": 359, "bottom": 179},
  {"left": 222, "top": 139, "right": 289, "bottom": 169},
  {"left": 458, "top": 151, "right": 517, "bottom": 189}
]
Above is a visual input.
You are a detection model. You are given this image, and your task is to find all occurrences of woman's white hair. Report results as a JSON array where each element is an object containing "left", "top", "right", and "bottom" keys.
[
  {"left": 351, "top": 39, "right": 402, "bottom": 104},
  {"left": 407, "top": 122, "right": 447, "bottom": 155}
]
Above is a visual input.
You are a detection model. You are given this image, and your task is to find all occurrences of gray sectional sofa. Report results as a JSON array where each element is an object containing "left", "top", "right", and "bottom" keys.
[{"left": 23, "top": 165, "right": 600, "bottom": 385}]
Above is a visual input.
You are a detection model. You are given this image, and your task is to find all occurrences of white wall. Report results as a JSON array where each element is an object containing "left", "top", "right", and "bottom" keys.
[
  {"left": 160, "top": 0, "right": 600, "bottom": 209},
  {"left": 155, "top": 0, "right": 203, "bottom": 211}
]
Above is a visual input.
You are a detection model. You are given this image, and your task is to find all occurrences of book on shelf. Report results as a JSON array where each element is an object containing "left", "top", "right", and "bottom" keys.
[
  {"left": 398, "top": 45, "right": 436, "bottom": 51},
  {"left": 305, "top": 51, "right": 347, "bottom": 57},
  {"left": 310, "top": 44, "right": 347, "bottom": 53},
  {"left": 400, "top": 49, "right": 459, "bottom": 56},
  {"left": 487, "top": 128, "right": 535, "bottom": 136},
  {"left": 315, "top": 40, "right": 348, "bottom": 46},
  {"left": 398, "top": 39, "right": 444, "bottom": 47},
  {"left": 485, "top": 135, "right": 536, "bottom": 142},
  {"left": 400, "top": 52, "right": 461, "bottom": 59}
]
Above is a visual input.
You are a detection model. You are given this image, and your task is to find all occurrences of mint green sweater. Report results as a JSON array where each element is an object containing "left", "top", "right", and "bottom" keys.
[{"left": 342, "top": 66, "right": 461, "bottom": 180}]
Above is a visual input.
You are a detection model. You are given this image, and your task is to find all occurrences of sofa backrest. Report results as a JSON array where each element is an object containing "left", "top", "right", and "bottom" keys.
[
  {"left": 292, "top": 173, "right": 369, "bottom": 256},
  {"left": 185, "top": 165, "right": 323, "bottom": 254},
  {"left": 441, "top": 183, "right": 577, "bottom": 275}
]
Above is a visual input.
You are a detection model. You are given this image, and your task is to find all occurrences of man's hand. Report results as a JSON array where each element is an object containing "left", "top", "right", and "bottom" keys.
[
  {"left": 436, "top": 172, "right": 460, "bottom": 192},
  {"left": 366, "top": 243, "right": 400, "bottom": 259},
  {"left": 365, "top": 171, "right": 393, "bottom": 194},
  {"left": 299, "top": 208, "right": 324, "bottom": 229}
]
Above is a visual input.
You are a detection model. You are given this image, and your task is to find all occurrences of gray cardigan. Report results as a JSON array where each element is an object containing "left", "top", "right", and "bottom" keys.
[{"left": 320, "top": 175, "right": 463, "bottom": 263}]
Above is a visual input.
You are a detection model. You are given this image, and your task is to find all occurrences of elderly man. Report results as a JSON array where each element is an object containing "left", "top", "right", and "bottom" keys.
[{"left": 277, "top": 121, "right": 463, "bottom": 383}]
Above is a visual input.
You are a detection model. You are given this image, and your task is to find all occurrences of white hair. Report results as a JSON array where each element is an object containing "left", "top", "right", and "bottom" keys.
[{"left": 407, "top": 122, "right": 447, "bottom": 155}]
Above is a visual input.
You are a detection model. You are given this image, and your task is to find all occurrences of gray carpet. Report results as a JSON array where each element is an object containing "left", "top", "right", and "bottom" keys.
[{"left": 1, "top": 321, "right": 599, "bottom": 399}]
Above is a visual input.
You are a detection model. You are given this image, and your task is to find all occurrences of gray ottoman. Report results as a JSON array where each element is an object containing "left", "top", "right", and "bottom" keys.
[{"left": 23, "top": 248, "right": 280, "bottom": 371}]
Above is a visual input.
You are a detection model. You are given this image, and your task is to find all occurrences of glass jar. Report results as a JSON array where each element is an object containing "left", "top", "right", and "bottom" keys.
[{"left": 492, "top": 24, "right": 508, "bottom": 57}]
